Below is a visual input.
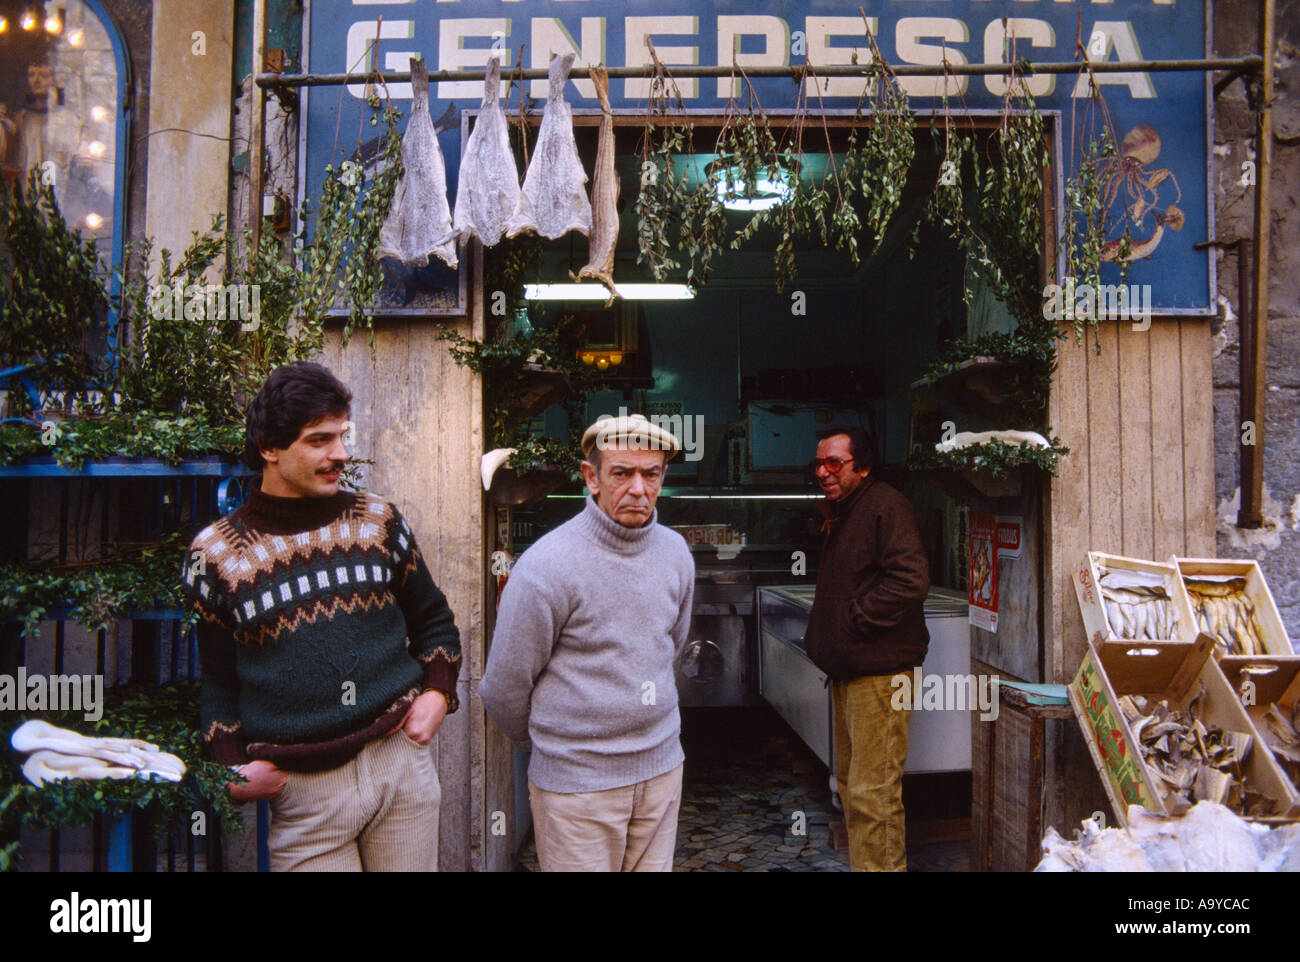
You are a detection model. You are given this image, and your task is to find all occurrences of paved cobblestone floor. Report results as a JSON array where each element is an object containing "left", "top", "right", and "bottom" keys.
[{"left": 516, "top": 707, "right": 971, "bottom": 872}]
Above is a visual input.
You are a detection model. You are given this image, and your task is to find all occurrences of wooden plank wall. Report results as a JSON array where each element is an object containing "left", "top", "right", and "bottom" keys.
[
  {"left": 1042, "top": 317, "right": 1216, "bottom": 837},
  {"left": 321, "top": 292, "right": 485, "bottom": 871}
]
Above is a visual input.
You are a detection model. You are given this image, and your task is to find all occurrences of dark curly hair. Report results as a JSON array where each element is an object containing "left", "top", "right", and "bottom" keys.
[{"left": 244, "top": 362, "right": 352, "bottom": 470}]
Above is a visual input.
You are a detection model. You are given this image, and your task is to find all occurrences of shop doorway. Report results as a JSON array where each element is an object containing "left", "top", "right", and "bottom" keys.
[{"left": 499, "top": 113, "right": 1046, "bottom": 871}]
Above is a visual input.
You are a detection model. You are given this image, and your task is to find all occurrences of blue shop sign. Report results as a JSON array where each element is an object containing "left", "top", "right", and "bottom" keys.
[{"left": 303, "top": 1, "right": 1214, "bottom": 315}]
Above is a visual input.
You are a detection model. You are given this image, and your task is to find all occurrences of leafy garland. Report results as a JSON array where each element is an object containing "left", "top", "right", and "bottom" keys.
[
  {"left": 0, "top": 412, "right": 245, "bottom": 468},
  {"left": 0, "top": 682, "right": 245, "bottom": 866},
  {"left": 436, "top": 313, "right": 596, "bottom": 480},
  {"left": 0, "top": 533, "right": 194, "bottom": 639},
  {"left": 911, "top": 436, "right": 1071, "bottom": 480}
]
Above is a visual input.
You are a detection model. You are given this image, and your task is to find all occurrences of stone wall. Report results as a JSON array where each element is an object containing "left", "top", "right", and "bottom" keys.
[{"left": 1211, "top": 0, "right": 1300, "bottom": 643}]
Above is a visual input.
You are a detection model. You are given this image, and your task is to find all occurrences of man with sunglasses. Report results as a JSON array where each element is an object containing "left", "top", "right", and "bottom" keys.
[{"left": 804, "top": 425, "right": 930, "bottom": 871}]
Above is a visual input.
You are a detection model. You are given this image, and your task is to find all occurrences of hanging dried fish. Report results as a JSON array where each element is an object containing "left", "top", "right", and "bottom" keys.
[
  {"left": 573, "top": 64, "right": 619, "bottom": 298},
  {"left": 379, "top": 58, "right": 458, "bottom": 269},
  {"left": 507, "top": 53, "right": 593, "bottom": 240},
  {"left": 453, "top": 56, "right": 520, "bottom": 247}
]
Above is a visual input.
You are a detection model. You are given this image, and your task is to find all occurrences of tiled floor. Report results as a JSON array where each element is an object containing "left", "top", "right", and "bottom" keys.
[{"left": 516, "top": 707, "right": 971, "bottom": 872}]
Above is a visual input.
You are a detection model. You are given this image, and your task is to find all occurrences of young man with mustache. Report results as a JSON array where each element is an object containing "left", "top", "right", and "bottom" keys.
[
  {"left": 182, "top": 362, "right": 461, "bottom": 871},
  {"left": 480, "top": 414, "right": 695, "bottom": 872}
]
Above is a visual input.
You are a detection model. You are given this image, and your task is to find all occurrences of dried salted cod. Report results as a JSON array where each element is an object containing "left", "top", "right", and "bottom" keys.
[
  {"left": 379, "top": 58, "right": 458, "bottom": 269},
  {"left": 573, "top": 64, "right": 619, "bottom": 297},
  {"left": 934, "top": 429, "right": 1051, "bottom": 454},
  {"left": 11, "top": 719, "right": 186, "bottom": 786},
  {"left": 453, "top": 57, "right": 520, "bottom": 247},
  {"left": 507, "top": 53, "right": 592, "bottom": 240},
  {"left": 1034, "top": 802, "right": 1283, "bottom": 872}
]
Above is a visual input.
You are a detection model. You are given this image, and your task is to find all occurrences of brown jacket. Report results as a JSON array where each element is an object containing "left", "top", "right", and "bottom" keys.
[{"left": 804, "top": 476, "right": 931, "bottom": 680}]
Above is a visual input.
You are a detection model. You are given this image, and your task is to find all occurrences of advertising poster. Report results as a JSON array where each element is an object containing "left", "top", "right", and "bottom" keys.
[{"left": 969, "top": 510, "right": 998, "bottom": 632}]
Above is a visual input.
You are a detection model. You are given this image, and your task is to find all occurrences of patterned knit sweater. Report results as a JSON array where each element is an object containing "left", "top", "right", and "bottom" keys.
[{"left": 182, "top": 482, "right": 461, "bottom": 771}]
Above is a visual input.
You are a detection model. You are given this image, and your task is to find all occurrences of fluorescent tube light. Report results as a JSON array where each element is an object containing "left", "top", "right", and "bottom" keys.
[
  {"left": 524, "top": 283, "right": 695, "bottom": 301},
  {"left": 716, "top": 176, "right": 793, "bottom": 211}
]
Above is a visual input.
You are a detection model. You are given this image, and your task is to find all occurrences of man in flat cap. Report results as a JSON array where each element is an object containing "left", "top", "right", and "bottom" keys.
[{"left": 480, "top": 414, "right": 695, "bottom": 871}]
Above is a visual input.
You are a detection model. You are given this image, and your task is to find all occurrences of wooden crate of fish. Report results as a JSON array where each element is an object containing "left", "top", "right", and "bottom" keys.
[
  {"left": 1171, "top": 557, "right": 1294, "bottom": 658},
  {"left": 1072, "top": 552, "right": 1197, "bottom": 643},
  {"left": 1217, "top": 655, "right": 1300, "bottom": 807},
  {"left": 1068, "top": 634, "right": 1299, "bottom": 827}
]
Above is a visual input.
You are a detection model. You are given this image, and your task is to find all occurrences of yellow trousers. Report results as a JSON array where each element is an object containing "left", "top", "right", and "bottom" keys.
[{"left": 833, "top": 673, "right": 910, "bottom": 871}]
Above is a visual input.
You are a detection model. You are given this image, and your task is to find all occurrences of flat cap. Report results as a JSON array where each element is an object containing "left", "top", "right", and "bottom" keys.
[{"left": 581, "top": 413, "right": 681, "bottom": 460}]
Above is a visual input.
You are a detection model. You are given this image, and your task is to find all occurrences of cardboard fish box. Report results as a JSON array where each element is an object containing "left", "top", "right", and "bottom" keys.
[
  {"left": 1217, "top": 655, "right": 1300, "bottom": 804},
  {"left": 1171, "top": 557, "right": 1294, "bottom": 658},
  {"left": 1068, "top": 634, "right": 1299, "bottom": 826},
  {"left": 1072, "top": 552, "right": 1197, "bottom": 644}
]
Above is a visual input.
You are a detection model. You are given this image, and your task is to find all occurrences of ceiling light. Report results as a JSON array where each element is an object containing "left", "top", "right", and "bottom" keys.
[
  {"left": 716, "top": 175, "right": 793, "bottom": 212},
  {"left": 45, "top": 15, "right": 61, "bottom": 33},
  {"left": 21, "top": 12, "right": 36, "bottom": 30},
  {"left": 524, "top": 283, "right": 695, "bottom": 301},
  {"left": 68, "top": 28, "right": 83, "bottom": 46},
  {"left": 0, "top": 17, "right": 8, "bottom": 33},
  {"left": 87, "top": 141, "right": 105, "bottom": 157},
  {"left": 90, "top": 105, "right": 107, "bottom": 122},
  {"left": 85, "top": 212, "right": 103, "bottom": 229}
]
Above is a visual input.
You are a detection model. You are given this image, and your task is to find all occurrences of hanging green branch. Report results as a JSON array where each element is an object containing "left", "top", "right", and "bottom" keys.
[
  {"left": 635, "top": 45, "right": 693, "bottom": 283},
  {"left": 839, "top": 17, "right": 916, "bottom": 261},
  {"left": 1058, "top": 50, "right": 1134, "bottom": 350}
]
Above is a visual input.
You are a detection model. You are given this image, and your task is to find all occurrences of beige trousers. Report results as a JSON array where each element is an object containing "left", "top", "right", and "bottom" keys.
[
  {"left": 833, "top": 673, "right": 910, "bottom": 872},
  {"left": 267, "top": 729, "right": 441, "bottom": 872},
  {"left": 528, "top": 763, "right": 684, "bottom": 872}
]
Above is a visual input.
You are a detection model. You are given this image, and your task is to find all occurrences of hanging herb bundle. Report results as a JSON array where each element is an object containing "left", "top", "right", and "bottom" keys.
[
  {"left": 971, "top": 75, "right": 1049, "bottom": 328},
  {"left": 836, "top": 18, "right": 916, "bottom": 262},
  {"left": 715, "top": 75, "right": 798, "bottom": 284},
  {"left": 634, "top": 47, "right": 694, "bottom": 282},
  {"left": 1059, "top": 57, "right": 1134, "bottom": 349},
  {"left": 800, "top": 64, "right": 867, "bottom": 266}
]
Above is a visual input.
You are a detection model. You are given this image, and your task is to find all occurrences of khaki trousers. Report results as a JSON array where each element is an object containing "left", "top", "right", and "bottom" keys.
[
  {"left": 832, "top": 673, "right": 910, "bottom": 872},
  {"left": 267, "top": 729, "right": 441, "bottom": 872},
  {"left": 528, "top": 763, "right": 683, "bottom": 872}
]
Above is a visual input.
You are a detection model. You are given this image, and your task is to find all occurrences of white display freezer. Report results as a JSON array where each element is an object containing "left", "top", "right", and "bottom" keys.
[{"left": 757, "top": 585, "right": 972, "bottom": 773}]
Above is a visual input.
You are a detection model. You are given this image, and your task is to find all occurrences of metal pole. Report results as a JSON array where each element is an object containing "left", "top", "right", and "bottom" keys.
[
  {"left": 1245, "top": 0, "right": 1275, "bottom": 528},
  {"left": 248, "top": 0, "right": 268, "bottom": 258},
  {"left": 1237, "top": 238, "right": 1260, "bottom": 527},
  {"left": 254, "top": 56, "right": 1263, "bottom": 90}
]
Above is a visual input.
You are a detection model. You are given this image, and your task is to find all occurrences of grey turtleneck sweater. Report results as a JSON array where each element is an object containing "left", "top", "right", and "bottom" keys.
[{"left": 479, "top": 495, "right": 695, "bottom": 793}]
